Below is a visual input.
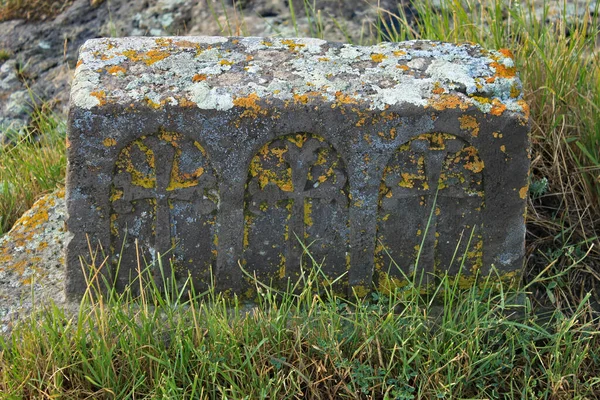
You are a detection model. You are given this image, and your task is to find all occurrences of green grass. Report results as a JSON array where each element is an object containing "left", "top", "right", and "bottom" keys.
[
  {"left": 1, "top": 255, "right": 599, "bottom": 398},
  {"left": 0, "top": 104, "right": 66, "bottom": 234},
  {"left": 0, "top": 0, "right": 599, "bottom": 397}
]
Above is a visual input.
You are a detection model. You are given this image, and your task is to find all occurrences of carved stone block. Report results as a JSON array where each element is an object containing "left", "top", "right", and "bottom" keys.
[{"left": 66, "top": 37, "right": 530, "bottom": 298}]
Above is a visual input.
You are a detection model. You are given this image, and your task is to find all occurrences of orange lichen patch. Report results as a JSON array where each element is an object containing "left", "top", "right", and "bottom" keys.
[
  {"left": 432, "top": 86, "right": 445, "bottom": 95},
  {"left": 103, "top": 137, "right": 117, "bottom": 147},
  {"left": 519, "top": 186, "right": 528, "bottom": 199},
  {"left": 490, "top": 61, "right": 516, "bottom": 78},
  {"left": 490, "top": 99, "right": 507, "bottom": 116},
  {"left": 76, "top": 59, "right": 83, "bottom": 68},
  {"left": 293, "top": 93, "right": 309, "bottom": 104},
  {"left": 500, "top": 145, "right": 506, "bottom": 153},
  {"left": 158, "top": 130, "right": 182, "bottom": 146},
  {"left": 281, "top": 39, "right": 306, "bottom": 52},
  {"left": 246, "top": 55, "right": 254, "bottom": 62},
  {"left": 393, "top": 50, "right": 406, "bottom": 56},
  {"left": 370, "top": 53, "right": 386, "bottom": 63},
  {"left": 192, "top": 74, "right": 207, "bottom": 82},
  {"left": 233, "top": 92, "right": 268, "bottom": 118},
  {"left": 318, "top": 57, "right": 330, "bottom": 62},
  {"left": 332, "top": 91, "right": 359, "bottom": 109},
  {"left": 498, "top": 48, "right": 514, "bottom": 59},
  {"left": 219, "top": 59, "right": 234, "bottom": 66},
  {"left": 517, "top": 100, "right": 530, "bottom": 120},
  {"left": 121, "top": 49, "right": 170, "bottom": 65},
  {"left": 121, "top": 49, "right": 143, "bottom": 62},
  {"left": 90, "top": 90, "right": 107, "bottom": 106},
  {"left": 106, "top": 65, "right": 126, "bottom": 75},
  {"left": 144, "top": 49, "right": 170, "bottom": 65},
  {"left": 262, "top": 41, "right": 273, "bottom": 46},
  {"left": 458, "top": 115, "right": 480, "bottom": 137},
  {"left": 396, "top": 64, "right": 409, "bottom": 71},
  {"left": 428, "top": 94, "right": 468, "bottom": 111},
  {"left": 462, "top": 146, "right": 485, "bottom": 173}
]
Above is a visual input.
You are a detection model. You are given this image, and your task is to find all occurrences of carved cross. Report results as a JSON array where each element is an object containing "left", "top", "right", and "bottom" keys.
[
  {"left": 381, "top": 137, "right": 473, "bottom": 269},
  {"left": 247, "top": 136, "right": 347, "bottom": 273},
  {"left": 112, "top": 135, "right": 217, "bottom": 276}
]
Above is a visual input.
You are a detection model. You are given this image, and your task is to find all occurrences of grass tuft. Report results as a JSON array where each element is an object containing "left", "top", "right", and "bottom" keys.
[
  {"left": 0, "top": 102, "right": 66, "bottom": 234},
  {"left": 1, "top": 249, "right": 600, "bottom": 398}
]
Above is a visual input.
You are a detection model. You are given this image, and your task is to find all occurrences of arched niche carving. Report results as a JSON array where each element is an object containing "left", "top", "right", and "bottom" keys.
[
  {"left": 110, "top": 129, "right": 218, "bottom": 290},
  {"left": 243, "top": 133, "right": 349, "bottom": 289},
  {"left": 375, "top": 133, "right": 484, "bottom": 290}
]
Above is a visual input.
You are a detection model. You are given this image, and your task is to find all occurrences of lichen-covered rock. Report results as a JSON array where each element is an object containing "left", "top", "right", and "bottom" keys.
[
  {"left": 67, "top": 37, "right": 530, "bottom": 299},
  {"left": 0, "top": 189, "right": 68, "bottom": 336}
]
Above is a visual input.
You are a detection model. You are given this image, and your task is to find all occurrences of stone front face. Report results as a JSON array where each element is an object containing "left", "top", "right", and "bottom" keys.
[{"left": 66, "top": 36, "right": 530, "bottom": 298}]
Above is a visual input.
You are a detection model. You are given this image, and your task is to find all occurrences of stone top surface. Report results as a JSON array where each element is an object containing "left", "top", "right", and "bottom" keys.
[{"left": 71, "top": 36, "right": 528, "bottom": 116}]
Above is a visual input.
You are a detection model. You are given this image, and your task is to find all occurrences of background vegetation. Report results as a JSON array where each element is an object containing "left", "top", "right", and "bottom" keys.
[{"left": 0, "top": 0, "right": 599, "bottom": 398}]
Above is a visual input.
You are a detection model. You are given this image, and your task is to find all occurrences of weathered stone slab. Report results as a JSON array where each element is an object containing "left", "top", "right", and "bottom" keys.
[{"left": 66, "top": 36, "right": 530, "bottom": 299}]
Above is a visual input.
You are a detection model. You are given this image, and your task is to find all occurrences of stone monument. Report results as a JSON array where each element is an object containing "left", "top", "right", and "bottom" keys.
[{"left": 66, "top": 37, "right": 530, "bottom": 298}]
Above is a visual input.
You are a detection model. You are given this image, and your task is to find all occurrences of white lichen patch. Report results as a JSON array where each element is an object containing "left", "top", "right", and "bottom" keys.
[
  {"left": 70, "top": 36, "right": 527, "bottom": 118},
  {"left": 426, "top": 59, "right": 477, "bottom": 94},
  {"left": 187, "top": 81, "right": 233, "bottom": 110},
  {"left": 70, "top": 68, "right": 101, "bottom": 110}
]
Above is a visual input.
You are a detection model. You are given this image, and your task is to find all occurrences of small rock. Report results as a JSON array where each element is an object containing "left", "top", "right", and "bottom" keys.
[{"left": 0, "top": 189, "right": 69, "bottom": 337}]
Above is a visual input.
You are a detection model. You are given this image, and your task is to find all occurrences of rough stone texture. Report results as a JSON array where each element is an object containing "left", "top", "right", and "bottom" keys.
[
  {"left": 66, "top": 36, "right": 530, "bottom": 298},
  {"left": 0, "top": 189, "right": 69, "bottom": 336},
  {"left": 0, "top": 0, "right": 596, "bottom": 144},
  {"left": 0, "top": 0, "right": 405, "bottom": 143}
]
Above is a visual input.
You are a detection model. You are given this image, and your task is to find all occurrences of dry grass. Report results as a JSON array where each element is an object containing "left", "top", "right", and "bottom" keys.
[{"left": 0, "top": 0, "right": 73, "bottom": 21}]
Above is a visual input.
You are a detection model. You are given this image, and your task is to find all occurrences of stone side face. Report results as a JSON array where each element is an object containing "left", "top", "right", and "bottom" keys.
[{"left": 66, "top": 36, "right": 530, "bottom": 298}]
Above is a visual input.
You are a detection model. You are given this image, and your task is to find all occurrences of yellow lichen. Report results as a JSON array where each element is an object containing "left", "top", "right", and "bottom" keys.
[
  {"left": 281, "top": 39, "right": 306, "bottom": 52},
  {"left": 121, "top": 49, "right": 170, "bottom": 65},
  {"left": 370, "top": 53, "right": 386, "bottom": 63},
  {"left": 304, "top": 201, "right": 313, "bottom": 227},
  {"left": 103, "top": 137, "right": 117, "bottom": 147},
  {"left": 352, "top": 285, "right": 370, "bottom": 298},
  {"left": 519, "top": 186, "right": 528, "bottom": 199},
  {"left": 510, "top": 82, "right": 521, "bottom": 98},
  {"left": 458, "top": 115, "right": 480, "bottom": 137}
]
